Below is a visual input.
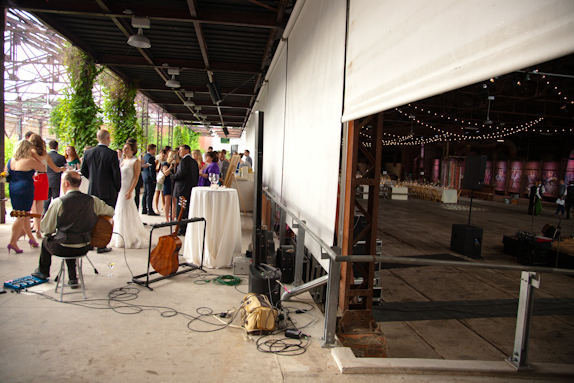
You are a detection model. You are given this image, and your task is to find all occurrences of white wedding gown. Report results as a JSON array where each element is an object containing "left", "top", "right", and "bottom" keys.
[{"left": 111, "top": 157, "right": 149, "bottom": 249}]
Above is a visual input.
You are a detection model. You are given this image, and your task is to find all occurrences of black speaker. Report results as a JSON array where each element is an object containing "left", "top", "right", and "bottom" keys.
[
  {"left": 542, "top": 223, "right": 560, "bottom": 239},
  {"left": 248, "top": 264, "right": 281, "bottom": 305},
  {"left": 450, "top": 224, "right": 483, "bottom": 258},
  {"left": 463, "top": 155, "right": 487, "bottom": 191},
  {"left": 207, "top": 82, "right": 223, "bottom": 104},
  {"left": 276, "top": 245, "right": 295, "bottom": 283}
]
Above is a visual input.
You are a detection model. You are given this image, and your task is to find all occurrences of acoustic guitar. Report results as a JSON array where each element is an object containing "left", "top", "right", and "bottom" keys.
[
  {"left": 10, "top": 211, "right": 113, "bottom": 248},
  {"left": 149, "top": 196, "right": 187, "bottom": 276}
]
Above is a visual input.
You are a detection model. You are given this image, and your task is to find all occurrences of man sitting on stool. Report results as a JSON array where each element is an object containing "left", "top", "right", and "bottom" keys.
[{"left": 31, "top": 171, "right": 115, "bottom": 288}]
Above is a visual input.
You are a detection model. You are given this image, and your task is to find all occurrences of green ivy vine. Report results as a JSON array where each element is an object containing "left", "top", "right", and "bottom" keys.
[
  {"left": 50, "top": 46, "right": 103, "bottom": 156},
  {"left": 101, "top": 75, "right": 143, "bottom": 150}
]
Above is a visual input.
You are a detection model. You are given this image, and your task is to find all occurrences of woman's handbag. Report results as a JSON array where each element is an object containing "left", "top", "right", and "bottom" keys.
[{"left": 156, "top": 169, "right": 166, "bottom": 185}]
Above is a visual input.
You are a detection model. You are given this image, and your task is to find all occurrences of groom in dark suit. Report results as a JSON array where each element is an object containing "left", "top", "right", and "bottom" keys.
[
  {"left": 171, "top": 145, "right": 199, "bottom": 235},
  {"left": 142, "top": 144, "right": 158, "bottom": 216},
  {"left": 44, "top": 140, "right": 67, "bottom": 212},
  {"left": 81, "top": 129, "right": 121, "bottom": 253}
]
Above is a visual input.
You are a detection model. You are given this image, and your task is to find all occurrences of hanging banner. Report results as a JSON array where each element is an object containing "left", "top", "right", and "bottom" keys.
[
  {"left": 508, "top": 161, "right": 523, "bottom": 193},
  {"left": 542, "top": 161, "right": 560, "bottom": 197},
  {"left": 494, "top": 161, "right": 507, "bottom": 192},
  {"left": 484, "top": 161, "right": 493, "bottom": 186}
]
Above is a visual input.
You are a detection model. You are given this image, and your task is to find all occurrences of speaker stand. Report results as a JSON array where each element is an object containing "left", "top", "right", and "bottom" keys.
[{"left": 468, "top": 189, "right": 474, "bottom": 226}]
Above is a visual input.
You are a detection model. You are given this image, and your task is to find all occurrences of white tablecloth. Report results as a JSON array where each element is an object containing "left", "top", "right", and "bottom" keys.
[
  {"left": 182, "top": 187, "right": 242, "bottom": 268},
  {"left": 441, "top": 189, "right": 458, "bottom": 203}
]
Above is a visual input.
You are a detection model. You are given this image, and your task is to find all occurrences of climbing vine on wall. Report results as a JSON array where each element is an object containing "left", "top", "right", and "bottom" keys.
[
  {"left": 101, "top": 75, "right": 143, "bottom": 149},
  {"left": 50, "top": 46, "right": 103, "bottom": 155}
]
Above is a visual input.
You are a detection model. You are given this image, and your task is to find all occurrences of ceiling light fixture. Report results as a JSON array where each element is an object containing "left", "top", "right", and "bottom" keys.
[
  {"left": 183, "top": 91, "right": 194, "bottom": 106},
  {"left": 128, "top": 17, "right": 151, "bottom": 48},
  {"left": 484, "top": 96, "right": 494, "bottom": 125},
  {"left": 127, "top": 28, "right": 151, "bottom": 48},
  {"left": 165, "top": 74, "right": 180, "bottom": 88}
]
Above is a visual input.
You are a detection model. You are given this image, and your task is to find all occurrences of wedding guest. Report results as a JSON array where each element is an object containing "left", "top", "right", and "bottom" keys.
[
  {"left": 142, "top": 144, "right": 158, "bottom": 216},
  {"left": 199, "top": 151, "right": 220, "bottom": 186},
  {"left": 44, "top": 140, "right": 66, "bottom": 212},
  {"left": 153, "top": 149, "right": 167, "bottom": 214},
  {"left": 29, "top": 134, "right": 66, "bottom": 239},
  {"left": 65, "top": 145, "right": 81, "bottom": 170},
  {"left": 5, "top": 140, "right": 46, "bottom": 253}
]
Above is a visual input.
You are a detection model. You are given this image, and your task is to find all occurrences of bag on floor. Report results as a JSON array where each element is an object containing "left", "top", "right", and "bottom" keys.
[{"left": 241, "top": 293, "right": 277, "bottom": 333}]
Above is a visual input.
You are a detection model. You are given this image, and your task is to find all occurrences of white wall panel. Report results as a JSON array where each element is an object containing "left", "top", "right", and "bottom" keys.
[
  {"left": 343, "top": 0, "right": 574, "bottom": 122},
  {"left": 282, "top": 0, "right": 346, "bottom": 269},
  {"left": 262, "top": 48, "right": 287, "bottom": 199}
]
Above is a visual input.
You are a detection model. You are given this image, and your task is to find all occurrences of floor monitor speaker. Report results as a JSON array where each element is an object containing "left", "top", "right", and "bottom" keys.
[{"left": 450, "top": 224, "right": 483, "bottom": 258}]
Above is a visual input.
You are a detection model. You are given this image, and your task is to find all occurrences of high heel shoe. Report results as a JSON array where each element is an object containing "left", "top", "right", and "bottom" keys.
[
  {"left": 28, "top": 239, "right": 39, "bottom": 248},
  {"left": 7, "top": 244, "right": 23, "bottom": 254}
]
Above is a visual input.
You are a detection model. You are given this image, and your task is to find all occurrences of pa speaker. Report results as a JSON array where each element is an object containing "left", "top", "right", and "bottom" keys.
[
  {"left": 463, "top": 155, "right": 487, "bottom": 191},
  {"left": 450, "top": 224, "right": 483, "bottom": 258},
  {"left": 207, "top": 82, "right": 223, "bottom": 104}
]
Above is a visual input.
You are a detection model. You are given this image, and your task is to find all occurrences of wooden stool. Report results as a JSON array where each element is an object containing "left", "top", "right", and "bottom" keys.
[{"left": 54, "top": 254, "right": 87, "bottom": 301}]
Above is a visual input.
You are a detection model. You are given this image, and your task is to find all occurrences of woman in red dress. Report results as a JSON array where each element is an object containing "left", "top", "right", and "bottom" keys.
[{"left": 28, "top": 134, "right": 66, "bottom": 239}]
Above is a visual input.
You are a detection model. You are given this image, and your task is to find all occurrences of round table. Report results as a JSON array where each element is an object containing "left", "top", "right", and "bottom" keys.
[{"left": 182, "top": 187, "right": 242, "bottom": 268}]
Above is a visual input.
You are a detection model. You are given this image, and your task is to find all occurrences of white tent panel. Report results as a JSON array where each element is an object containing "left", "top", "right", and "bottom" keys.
[
  {"left": 282, "top": 0, "right": 347, "bottom": 270},
  {"left": 343, "top": 0, "right": 574, "bottom": 122},
  {"left": 262, "top": 47, "right": 287, "bottom": 199}
]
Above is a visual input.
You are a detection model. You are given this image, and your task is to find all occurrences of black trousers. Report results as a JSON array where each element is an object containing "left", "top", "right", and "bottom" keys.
[
  {"left": 566, "top": 200, "right": 573, "bottom": 219},
  {"left": 38, "top": 237, "right": 91, "bottom": 280},
  {"left": 43, "top": 185, "right": 61, "bottom": 213},
  {"left": 143, "top": 182, "right": 155, "bottom": 213},
  {"left": 528, "top": 197, "right": 535, "bottom": 215}
]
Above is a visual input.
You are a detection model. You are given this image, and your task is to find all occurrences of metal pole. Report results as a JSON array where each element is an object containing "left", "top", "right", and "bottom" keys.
[
  {"left": 293, "top": 220, "right": 306, "bottom": 287},
  {"left": 508, "top": 271, "right": 540, "bottom": 370},
  {"left": 279, "top": 208, "right": 287, "bottom": 246},
  {"left": 322, "top": 248, "right": 341, "bottom": 348}
]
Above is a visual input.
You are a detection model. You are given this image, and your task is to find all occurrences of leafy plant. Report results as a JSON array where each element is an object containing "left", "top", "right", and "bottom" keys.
[
  {"left": 101, "top": 75, "right": 143, "bottom": 149},
  {"left": 50, "top": 46, "right": 103, "bottom": 156},
  {"left": 173, "top": 125, "right": 199, "bottom": 150}
]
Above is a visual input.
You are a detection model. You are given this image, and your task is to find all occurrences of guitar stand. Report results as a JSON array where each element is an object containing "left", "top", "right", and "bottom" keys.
[{"left": 131, "top": 218, "right": 207, "bottom": 291}]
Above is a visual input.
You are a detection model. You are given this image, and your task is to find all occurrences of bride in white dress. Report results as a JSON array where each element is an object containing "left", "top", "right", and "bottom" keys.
[{"left": 111, "top": 140, "right": 149, "bottom": 249}]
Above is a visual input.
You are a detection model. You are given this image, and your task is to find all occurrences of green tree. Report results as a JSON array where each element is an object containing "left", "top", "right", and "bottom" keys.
[
  {"left": 101, "top": 76, "right": 143, "bottom": 149},
  {"left": 173, "top": 125, "right": 199, "bottom": 150}
]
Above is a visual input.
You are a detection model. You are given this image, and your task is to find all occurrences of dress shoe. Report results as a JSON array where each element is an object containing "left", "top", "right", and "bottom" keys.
[
  {"left": 97, "top": 247, "right": 112, "bottom": 254},
  {"left": 69, "top": 279, "right": 79, "bottom": 289},
  {"left": 147, "top": 212, "right": 160, "bottom": 216},
  {"left": 29, "top": 239, "right": 39, "bottom": 248},
  {"left": 7, "top": 244, "right": 23, "bottom": 254},
  {"left": 31, "top": 269, "right": 48, "bottom": 280}
]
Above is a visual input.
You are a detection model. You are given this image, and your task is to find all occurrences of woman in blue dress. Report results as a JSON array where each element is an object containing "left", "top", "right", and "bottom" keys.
[
  {"left": 198, "top": 151, "right": 220, "bottom": 187},
  {"left": 5, "top": 140, "right": 46, "bottom": 253}
]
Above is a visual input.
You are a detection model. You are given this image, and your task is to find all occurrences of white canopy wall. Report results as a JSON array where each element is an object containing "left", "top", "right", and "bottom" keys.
[
  {"left": 241, "top": 0, "right": 574, "bottom": 270},
  {"left": 262, "top": 48, "right": 287, "bottom": 199},
  {"left": 281, "top": 0, "right": 346, "bottom": 269},
  {"left": 343, "top": 0, "right": 574, "bottom": 122}
]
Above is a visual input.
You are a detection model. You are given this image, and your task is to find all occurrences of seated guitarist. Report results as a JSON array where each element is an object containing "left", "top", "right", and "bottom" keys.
[{"left": 31, "top": 171, "right": 115, "bottom": 288}]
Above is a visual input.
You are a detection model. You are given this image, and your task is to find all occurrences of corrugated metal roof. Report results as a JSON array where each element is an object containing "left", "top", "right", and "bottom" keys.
[{"left": 10, "top": 0, "right": 295, "bottom": 135}]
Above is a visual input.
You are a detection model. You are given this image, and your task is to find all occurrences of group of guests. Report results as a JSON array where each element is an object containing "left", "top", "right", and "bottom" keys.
[
  {"left": 5, "top": 131, "right": 84, "bottom": 254},
  {"left": 5, "top": 130, "right": 253, "bottom": 287},
  {"left": 528, "top": 179, "right": 574, "bottom": 218}
]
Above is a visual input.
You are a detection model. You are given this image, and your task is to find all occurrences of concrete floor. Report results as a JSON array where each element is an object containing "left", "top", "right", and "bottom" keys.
[{"left": 0, "top": 196, "right": 573, "bottom": 382}]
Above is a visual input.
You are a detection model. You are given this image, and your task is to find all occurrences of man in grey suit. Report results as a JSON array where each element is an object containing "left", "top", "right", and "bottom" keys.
[
  {"left": 44, "top": 140, "right": 67, "bottom": 212},
  {"left": 80, "top": 130, "right": 121, "bottom": 253}
]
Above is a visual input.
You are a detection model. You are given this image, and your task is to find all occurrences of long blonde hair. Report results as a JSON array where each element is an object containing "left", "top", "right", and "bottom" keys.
[{"left": 13, "top": 140, "right": 35, "bottom": 161}]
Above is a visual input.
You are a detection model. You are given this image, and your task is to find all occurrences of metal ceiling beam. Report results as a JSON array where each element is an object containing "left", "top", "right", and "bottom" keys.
[
  {"left": 138, "top": 86, "right": 254, "bottom": 97},
  {"left": 8, "top": 0, "right": 280, "bottom": 29},
  {"left": 96, "top": 54, "right": 261, "bottom": 74}
]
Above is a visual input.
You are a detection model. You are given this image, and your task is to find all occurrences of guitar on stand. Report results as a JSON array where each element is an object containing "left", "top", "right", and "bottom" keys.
[
  {"left": 131, "top": 199, "right": 207, "bottom": 291},
  {"left": 149, "top": 197, "right": 186, "bottom": 276}
]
